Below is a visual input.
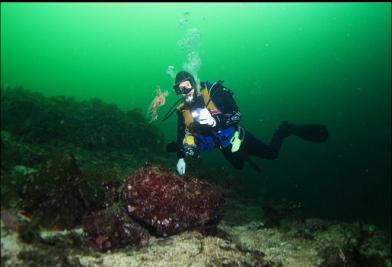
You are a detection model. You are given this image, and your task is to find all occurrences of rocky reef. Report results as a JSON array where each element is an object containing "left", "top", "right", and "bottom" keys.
[
  {"left": 123, "top": 166, "right": 225, "bottom": 237},
  {"left": 2, "top": 198, "right": 391, "bottom": 267},
  {"left": 1, "top": 86, "right": 164, "bottom": 153},
  {"left": 83, "top": 205, "right": 150, "bottom": 252},
  {"left": 1, "top": 87, "right": 390, "bottom": 267},
  {"left": 81, "top": 165, "right": 225, "bottom": 251},
  {"left": 1, "top": 86, "right": 173, "bottom": 231}
]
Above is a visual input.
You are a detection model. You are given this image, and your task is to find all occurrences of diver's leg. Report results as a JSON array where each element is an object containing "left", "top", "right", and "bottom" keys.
[
  {"left": 221, "top": 147, "right": 245, "bottom": 169},
  {"left": 241, "top": 121, "right": 328, "bottom": 160},
  {"left": 243, "top": 123, "right": 293, "bottom": 160}
]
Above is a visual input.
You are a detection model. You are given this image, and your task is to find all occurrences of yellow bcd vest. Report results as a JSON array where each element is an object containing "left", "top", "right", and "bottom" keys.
[{"left": 176, "top": 86, "right": 220, "bottom": 146}]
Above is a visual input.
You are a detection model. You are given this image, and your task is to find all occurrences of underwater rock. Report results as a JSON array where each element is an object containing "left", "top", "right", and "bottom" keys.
[
  {"left": 1, "top": 132, "right": 45, "bottom": 171},
  {"left": 1, "top": 87, "right": 164, "bottom": 153},
  {"left": 102, "top": 180, "right": 123, "bottom": 208},
  {"left": 19, "top": 152, "right": 88, "bottom": 229},
  {"left": 83, "top": 206, "right": 150, "bottom": 251},
  {"left": 2, "top": 200, "right": 390, "bottom": 266},
  {"left": 317, "top": 245, "right": 347, "bottom": 266},
  {"left": 2, "top": 224, "right": 268, "bottom": 267},
  {"left": 261, "top": 199, "right": 303, "bottom": 228},
  {"left": 123, "top": 166, "right": 225, "bottom": 237},
  {"left": 336, "top": 222, "right": 391, "bottom": 267},
  {"left": 1, "top": 209, "right": 31, "bottom": 233}
]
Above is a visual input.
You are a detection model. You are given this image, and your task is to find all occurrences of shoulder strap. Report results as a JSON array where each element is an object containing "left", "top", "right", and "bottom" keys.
[{"left": 200, "top": 83, "right": 220, "bottom": 115}]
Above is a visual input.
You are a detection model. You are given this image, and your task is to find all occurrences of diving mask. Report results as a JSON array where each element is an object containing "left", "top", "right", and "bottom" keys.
[{"left": 174, "top": 80, "right": 193, "bottom": 95}]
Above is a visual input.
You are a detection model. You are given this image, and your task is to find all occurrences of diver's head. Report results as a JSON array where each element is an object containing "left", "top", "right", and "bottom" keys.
[{"left": 173, "top": 71, "right": 198, "bottom": 103}]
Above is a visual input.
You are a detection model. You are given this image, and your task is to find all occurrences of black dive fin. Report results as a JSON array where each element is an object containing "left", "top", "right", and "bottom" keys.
[{"left": 292, "top": 124, "right": 329, "bottom": 142}]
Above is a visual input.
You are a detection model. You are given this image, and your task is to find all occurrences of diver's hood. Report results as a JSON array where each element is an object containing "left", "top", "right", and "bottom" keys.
[{"left": 174, "top": 71, "right": 198, "bottom": 95}]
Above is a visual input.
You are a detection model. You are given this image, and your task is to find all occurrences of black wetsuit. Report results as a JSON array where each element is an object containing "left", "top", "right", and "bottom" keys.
[{"left": 176, "top": 81, "right": 290, "bottom": 169}]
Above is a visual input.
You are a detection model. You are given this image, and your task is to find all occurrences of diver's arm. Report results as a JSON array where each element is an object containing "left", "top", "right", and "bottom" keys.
[
  {"left": 177, "top": 111, "right": 200, "bottom": 175},
  {"left": 176, "top": 111, "right": 186, "bottom": 175},
  {"left": 177, "top": 110, "right": 198, "bottom": 159},
  {"left": 176, "top": 110, "right": 186, "bottom": 159},
  {"left": 211, "top": 87, "right": 241, "bottom": 129}
]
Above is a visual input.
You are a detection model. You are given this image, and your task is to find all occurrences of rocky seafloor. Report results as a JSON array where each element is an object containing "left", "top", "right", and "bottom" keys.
[
  {"left": 1, "top": 87, "right": 391, "bottom": 267},
  {"left": 2, "top": 199, "right": 391, "bottom": 267}
]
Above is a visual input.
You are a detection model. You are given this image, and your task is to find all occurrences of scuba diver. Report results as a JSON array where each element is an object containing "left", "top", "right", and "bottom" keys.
[{"left": 164, "top": 71, "right": 329, "bottom": 175}]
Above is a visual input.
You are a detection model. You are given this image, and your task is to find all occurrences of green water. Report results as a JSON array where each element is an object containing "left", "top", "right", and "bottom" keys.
[{"left": 1, "top": 3, "right": 390, "bottom": 230}]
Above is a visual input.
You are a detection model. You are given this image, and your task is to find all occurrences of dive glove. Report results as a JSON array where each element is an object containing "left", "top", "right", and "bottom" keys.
[
  {"left": 192, "top": 108, "right": 216, "bottom": 127},
  {"left": 177, "top": 158, "right": 186, "bottom": 175}
]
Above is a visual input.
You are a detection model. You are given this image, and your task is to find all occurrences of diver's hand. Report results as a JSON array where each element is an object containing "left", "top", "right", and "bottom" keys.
[
  {"left": 194, "top": 108, "right": 216, "bottom": 127},
  {"left": 177, "top": 158, "right": 186, "bottom": 175}
]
